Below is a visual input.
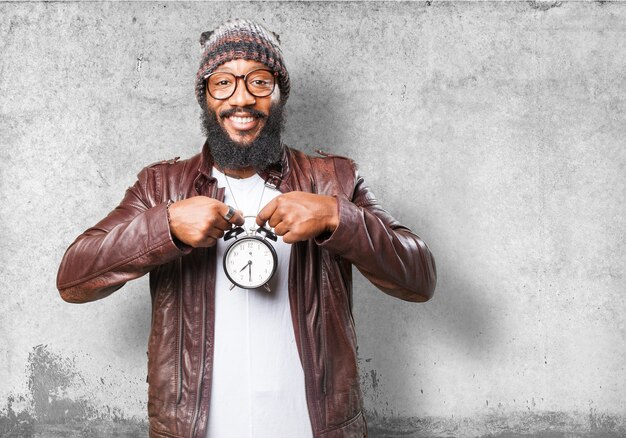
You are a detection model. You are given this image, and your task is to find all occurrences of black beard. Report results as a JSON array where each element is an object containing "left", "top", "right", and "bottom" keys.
[{"left": 201, "top": 103, "right": 285, "bottom": 171}]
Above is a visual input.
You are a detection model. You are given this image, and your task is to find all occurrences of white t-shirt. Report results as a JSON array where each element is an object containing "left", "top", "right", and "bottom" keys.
[{"left": 206, "top": 168, "right": 313, "bottom": 438}]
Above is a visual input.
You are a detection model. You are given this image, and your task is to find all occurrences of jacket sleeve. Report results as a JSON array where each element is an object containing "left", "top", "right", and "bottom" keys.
[
  {"left": 56, "top": 166, "right": 189, "bottom": 303},
  {"left": 316, "top": 169, "right": 437, "bottom": 303}
]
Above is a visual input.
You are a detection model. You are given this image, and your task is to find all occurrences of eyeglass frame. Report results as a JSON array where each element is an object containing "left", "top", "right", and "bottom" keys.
[{"left": 204, "top": 68, "right": 279, "bottom": 100}]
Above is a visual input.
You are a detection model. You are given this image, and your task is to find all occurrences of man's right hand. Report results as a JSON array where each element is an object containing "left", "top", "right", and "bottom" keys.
[{"left": 168, "top": 197, "right": 244, "bottom": 248}]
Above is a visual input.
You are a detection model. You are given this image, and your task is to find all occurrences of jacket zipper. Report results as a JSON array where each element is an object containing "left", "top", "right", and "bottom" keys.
[
  {"left": 190, "top": 182, "right": 218, "bottom": 438},
  {"left": 298, "top": 169, "right": 324, "bottom": 432},
  {"left": 296, "top": 248, "right": 324, "bottom": 436},
  {"left": 298, "top": 267, "right": 316, "bottom": 432},
  {"left": 312, "top": 163, "right": 327, "bottom": 395},
  {"left": 176, "top": 259, "right": 183, "bottom": 404},
  {"left": 171, "top": 181, "right": 185, "bottom": 406},
  {"left": 320, "top": 254, "right": 328, "bottom": 395},
  {"left": 190, "top": 248, "right": 207, "bottom": 438}
]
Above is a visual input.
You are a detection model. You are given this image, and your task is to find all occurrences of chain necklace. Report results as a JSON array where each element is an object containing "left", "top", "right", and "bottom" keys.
[
  {"left": 221, "top": 171, "right": 277, "bottom": 293},
  {"left": 223, "top": 172, "right": 267, "bottom": 221}
]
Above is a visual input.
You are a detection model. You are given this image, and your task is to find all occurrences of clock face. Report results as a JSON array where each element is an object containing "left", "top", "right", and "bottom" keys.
[{"left": 223, "top": 236, "right": 277, "bottom": 289}]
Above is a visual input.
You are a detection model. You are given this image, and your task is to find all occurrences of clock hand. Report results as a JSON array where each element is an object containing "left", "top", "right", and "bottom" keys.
[
  {"left": 248, "top": 261, "right": 252, "bottom": 282},
  {"left": 239, "top": 260, "right": 252, "bottom": 273}
]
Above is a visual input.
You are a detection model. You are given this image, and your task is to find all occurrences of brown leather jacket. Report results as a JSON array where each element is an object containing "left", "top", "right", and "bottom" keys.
[{"left": 57, "top": 143, "right": 437, "bottom": 438}]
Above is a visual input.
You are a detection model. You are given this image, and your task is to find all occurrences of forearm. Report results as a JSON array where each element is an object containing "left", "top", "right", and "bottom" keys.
[
  {"left": 317, "top": 190, "right": 436, "bottom": 302},
  {"left": 56, "top": 168, "right": 190, "bottom": 303}
]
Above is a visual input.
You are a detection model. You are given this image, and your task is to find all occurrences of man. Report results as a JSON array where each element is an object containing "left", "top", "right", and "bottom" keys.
[{"left": 57, "top": 19, "right": 436, "bottom": 438}]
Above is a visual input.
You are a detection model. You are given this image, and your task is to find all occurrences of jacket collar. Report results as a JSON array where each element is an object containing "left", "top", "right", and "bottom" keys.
[
  {"left": 198, "top": 139, "right": 214, "bottom": 178},
  {"left": 258, "top": 146, "right": 290, "bottom": 190}
]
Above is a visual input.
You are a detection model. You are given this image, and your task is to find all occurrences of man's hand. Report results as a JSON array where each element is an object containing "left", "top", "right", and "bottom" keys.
[
  {"left": 256, "top": 192, "right": 339, "bottom": 244},
  {"left": 168, "top": 197, "right": 244, "bottom": 248}
]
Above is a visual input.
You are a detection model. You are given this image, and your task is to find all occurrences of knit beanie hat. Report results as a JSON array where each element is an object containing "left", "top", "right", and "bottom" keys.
[{"left": 195, "top": 19, "right": 290, "bottom": 107}]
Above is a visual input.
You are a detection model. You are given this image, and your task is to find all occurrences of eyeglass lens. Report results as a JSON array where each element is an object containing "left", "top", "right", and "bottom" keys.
[{"left": 207, "top": 70, "right": 276, "bottom": 100}]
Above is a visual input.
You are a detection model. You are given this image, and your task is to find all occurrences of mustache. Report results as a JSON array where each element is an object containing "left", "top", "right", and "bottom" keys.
[{"left": 219, "top": 107, "right": 268, "bottom": 119}]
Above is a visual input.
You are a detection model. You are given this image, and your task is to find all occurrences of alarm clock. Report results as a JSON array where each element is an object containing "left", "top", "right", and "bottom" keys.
[{"left": 223, "top": 220, "right": 278, "bottom": 292}]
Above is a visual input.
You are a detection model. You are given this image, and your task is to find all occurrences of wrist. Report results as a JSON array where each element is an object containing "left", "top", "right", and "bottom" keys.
[
  {"left": 325, "top": 196, "right": 340, "bottom": 233},
  {"left": 166, "top": 200, "right": 180, "bottom": 239},
  {"left": 165, "top": 200, "right": 186, "bottom": 249},
  {"left": 166, "top": 200, "right": 174, "bottom": 224}
]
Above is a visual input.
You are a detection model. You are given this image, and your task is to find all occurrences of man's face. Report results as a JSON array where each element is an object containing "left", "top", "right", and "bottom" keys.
[
  {"left": 205, "top": 59, "right": 277, "bottom": 145},
  {"left": 201, "top": 59, "right": 284, "bottom": 171}
]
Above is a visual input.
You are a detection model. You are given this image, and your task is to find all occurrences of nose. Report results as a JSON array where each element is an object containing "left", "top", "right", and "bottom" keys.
[{"left": 228, "top": 77, "right": 256, "bottom": 107}]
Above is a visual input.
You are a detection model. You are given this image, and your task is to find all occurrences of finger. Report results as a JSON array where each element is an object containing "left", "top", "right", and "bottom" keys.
[
  {"left": 281, "top": 231, "right": 299, "bottom": 244},
  {"left": 197, "top": 237, "right": 217, "bottom": 248},
  {"left": 205, "top": 227, "right": 225, "bottom": 240},
  {"left": 213, "top": 215, "right": 231, "bottom": 231},
  {"left": 268, "top": 213, "right": 284, "bottom": 229},
  {"left": 221, "top": 204, "right": 237, "bottom": 222},
  {"left": 215, "top": 205, "right": 243, "bottom": 229},
  {"left": 230, "top": 209, "right": 244, "bottom": 226},
  {"left": 273, "top": 222, "right": 289, "bottom": 237},
  {"left": 256, "top": 198, "right": 278, "bottom": 226}
]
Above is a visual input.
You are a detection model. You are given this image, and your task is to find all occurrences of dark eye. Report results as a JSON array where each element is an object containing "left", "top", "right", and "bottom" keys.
[
  {"left": 251, "top": 79, "right": 270, "bottom": 86},
  {"left": 209, "top": 74, "right": 234, "bottom": 89}
]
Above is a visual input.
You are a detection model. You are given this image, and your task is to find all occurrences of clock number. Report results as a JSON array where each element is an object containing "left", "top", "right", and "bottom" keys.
[{"left": 224, "top": 236, "right": 276, "bottom": 289}]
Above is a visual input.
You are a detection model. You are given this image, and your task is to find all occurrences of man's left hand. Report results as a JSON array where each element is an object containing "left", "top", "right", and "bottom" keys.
[{"left": 256, "top": 192, "right": 339, "bottom": 244}]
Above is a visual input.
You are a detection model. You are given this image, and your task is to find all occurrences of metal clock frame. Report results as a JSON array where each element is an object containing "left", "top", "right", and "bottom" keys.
[{"left": 223, "top": 219, "right": 278, "bottom": 291}]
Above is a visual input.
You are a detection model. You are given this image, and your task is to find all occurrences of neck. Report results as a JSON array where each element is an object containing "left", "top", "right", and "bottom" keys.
[{"left": 216, "top": 164, "right": 256, "bottom": 179}]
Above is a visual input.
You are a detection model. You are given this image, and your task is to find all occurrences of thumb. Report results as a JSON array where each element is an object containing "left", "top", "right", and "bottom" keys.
[{"left": 256, "top": 197, "right": 277, "bottom": 227}]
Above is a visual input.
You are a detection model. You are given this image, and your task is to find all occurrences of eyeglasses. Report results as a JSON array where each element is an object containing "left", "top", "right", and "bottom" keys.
[{"left": 205, "top": 69, "right": 278, "bottom": 100}]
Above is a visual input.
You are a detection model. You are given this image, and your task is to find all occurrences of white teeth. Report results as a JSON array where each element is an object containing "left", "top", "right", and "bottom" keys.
[{"left": 231, "top": 116, "right": 254, "bottom": 124}]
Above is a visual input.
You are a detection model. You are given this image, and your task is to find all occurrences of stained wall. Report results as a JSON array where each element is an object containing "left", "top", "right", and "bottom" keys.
[{"left": 1, "top": 2, "right": 625, "bottom": 437}]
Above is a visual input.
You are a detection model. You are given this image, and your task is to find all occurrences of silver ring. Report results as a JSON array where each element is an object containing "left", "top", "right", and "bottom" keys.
[{"left": 223, "top": 205, "right": 236, "bottom": 221}]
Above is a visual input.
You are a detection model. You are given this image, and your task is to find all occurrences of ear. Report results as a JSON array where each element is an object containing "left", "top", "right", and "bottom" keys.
[
  {"left": 200, "top": 30, "right": 214, "bottom": 47},
  {"left": 270, "top": 31, "right": 281, "bottom": 44}
]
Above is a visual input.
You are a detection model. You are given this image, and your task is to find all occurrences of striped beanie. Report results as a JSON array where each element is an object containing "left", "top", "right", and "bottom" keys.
[{"left": 195, "top": 19, "right": 290, "bottom": 107}]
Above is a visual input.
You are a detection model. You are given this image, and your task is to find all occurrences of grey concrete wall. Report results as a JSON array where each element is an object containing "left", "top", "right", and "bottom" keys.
[{"left": 1, "top": 1, "right": 625, "bottom": 437}]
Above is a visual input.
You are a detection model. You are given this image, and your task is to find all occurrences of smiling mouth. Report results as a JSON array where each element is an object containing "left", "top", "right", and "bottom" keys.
[
  {"left": 222, "top": 110, "right": 266, "bottom": 133},
  {"left": 230, "top": 115, "right": 255, "bottom": 124}
]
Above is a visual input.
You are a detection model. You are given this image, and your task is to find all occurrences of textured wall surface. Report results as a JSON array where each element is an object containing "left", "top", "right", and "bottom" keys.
[{"left": 1, "top": 1, "right": 625, "bottom": 437}]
